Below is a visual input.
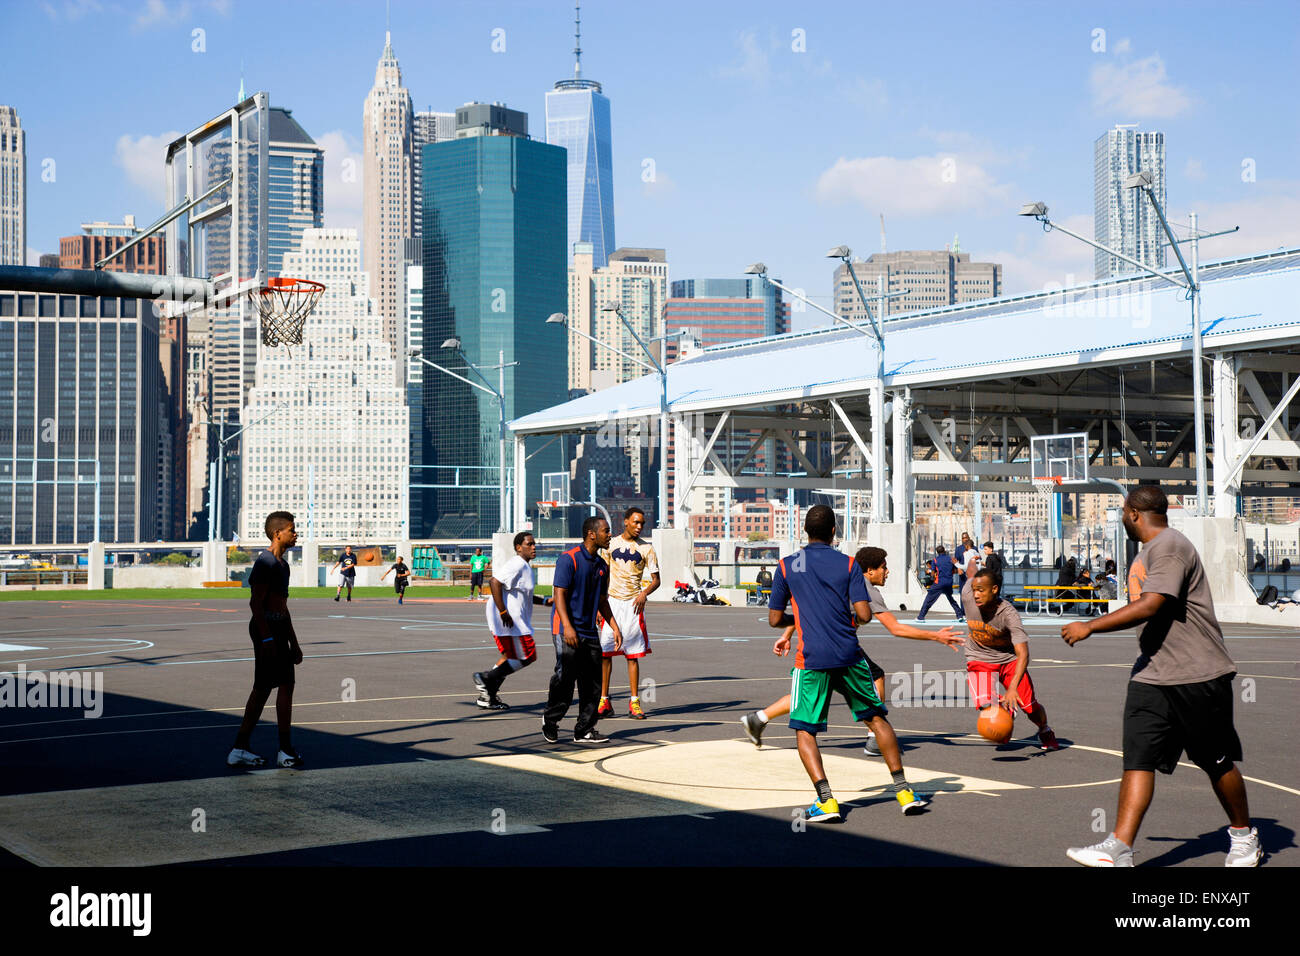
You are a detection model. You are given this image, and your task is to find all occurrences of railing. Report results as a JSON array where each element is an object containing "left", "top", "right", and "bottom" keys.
[{"left": 0, "top": 570, "right": 89, "bottom": 586}]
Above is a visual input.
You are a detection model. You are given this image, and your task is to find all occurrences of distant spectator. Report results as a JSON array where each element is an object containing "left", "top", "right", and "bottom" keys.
[{"left": 917, "top": 545, "right": 963, "bottom": 622}]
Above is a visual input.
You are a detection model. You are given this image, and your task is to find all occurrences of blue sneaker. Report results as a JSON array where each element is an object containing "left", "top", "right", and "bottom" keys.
[{"left": 805, "top": 797, "right": 841, "bottom": 823}]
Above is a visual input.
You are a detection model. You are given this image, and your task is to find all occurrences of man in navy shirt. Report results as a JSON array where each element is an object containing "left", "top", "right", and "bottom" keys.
[
  {"left": 543, "top": 515, "right": 623, "bottom": 744},
  {"left": 768, "top": 505, "right": 930, "bottom": 822},
  {"left": 917, "top": 544, "right": 964, "bottom": 622}
]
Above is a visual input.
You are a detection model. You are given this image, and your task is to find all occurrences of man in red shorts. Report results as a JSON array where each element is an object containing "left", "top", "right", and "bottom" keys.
[{"left": 473, "top": 532, "right": 551, "bottom": 710}]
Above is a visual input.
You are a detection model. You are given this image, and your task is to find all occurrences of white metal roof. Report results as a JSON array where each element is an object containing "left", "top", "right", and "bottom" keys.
[{"left": 510, "top": 248, "right": 1300, "bottom": 434}]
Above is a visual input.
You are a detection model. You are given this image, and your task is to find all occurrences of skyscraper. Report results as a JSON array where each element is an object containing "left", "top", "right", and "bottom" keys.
[
  {"left": 363, "top": 32, "right": 414, "bottom": 386},
  {"left": 411, "top": 109, "right": 454, "bottom": 252},
  {"left": 0, "top": 106, "right": 25, "bottom": 267},
  {"left": 421, "top": 129, "right": 568, "bottom": 538},
  {"left": 267, "top": 107, "right": 323, "bottom": 277},
  {"left": 0, "top": 290, "right": 163, "bottom": 544},
  {"left": 240, "top": 229, "right": 408, "bottom": 542},
  {"left": 1094, "top": 125, "right": 1167, "bottom": 279},
  {"left": 60, "top": 216, "right": 165, "bottom": 275},
  {"left": 546, "top": 4, "right": 615, "bottom": 266},
  {"left": 567, "top": 243, "right": 668, "bottom": 391}
]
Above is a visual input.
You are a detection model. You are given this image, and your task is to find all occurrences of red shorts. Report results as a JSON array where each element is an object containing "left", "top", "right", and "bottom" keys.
[
  {"left": 493, "top": 633, "right": 537, "bottom": 663},
  {"left": 966, "top": 660, "right": 1038, "bottom": 712}
]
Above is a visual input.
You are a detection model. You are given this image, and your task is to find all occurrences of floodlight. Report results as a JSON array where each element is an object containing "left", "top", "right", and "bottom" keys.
[
  {"left": 743, "top": 262, "right": 767, "bottom": 275},
  {"left": 826, "top": 245, "right": 851, "bottom": 259},
  {"left": 1124, "top": 170, "right": 1153, "bottom": 189},
  {"left": 1018, "top": 202, "right": 1048, "bottom": 217},
  {"left": 440, "top": 337, "right": 461, "bottom": 350},
  {"left": 545, "top": 313, "right": 567, "bottom": 325}
]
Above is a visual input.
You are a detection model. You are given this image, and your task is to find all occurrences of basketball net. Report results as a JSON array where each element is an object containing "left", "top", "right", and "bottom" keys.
[
  {"left": 251, "top": 277, "right": 324, "bottom": 354},
  {"left": 1033, "top": 475, "right": 1064, "bottom": 503},
  {"left": 537, "top": 500, "right": 557, "bottom": 521}
]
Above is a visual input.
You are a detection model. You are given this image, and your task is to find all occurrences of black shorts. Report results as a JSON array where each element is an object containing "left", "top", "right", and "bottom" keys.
[
  {"left": 394, "top": 578, "right": 407, "bottom": 593},
  {"left": 863, "top": 653, "right": 885, "bottom": 683},
  {"left": 1123, "top": 674, "right": 1241, "bottom": 779},
  {"left": 250, "top": 619, "right": 296, "bottom": 689},
  {"left": 470, "top": 571, "right": 484, "bottom": 588}
]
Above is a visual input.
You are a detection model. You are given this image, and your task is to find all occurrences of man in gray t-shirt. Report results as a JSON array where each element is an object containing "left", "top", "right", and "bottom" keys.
[{"left": 1062, "top": 485, "right": 1260, "bottom": 869}]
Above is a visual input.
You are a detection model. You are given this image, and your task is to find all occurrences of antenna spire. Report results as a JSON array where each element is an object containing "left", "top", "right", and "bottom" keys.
[{"left": 573, "top": 1, "right": 582, "bottom": 79}]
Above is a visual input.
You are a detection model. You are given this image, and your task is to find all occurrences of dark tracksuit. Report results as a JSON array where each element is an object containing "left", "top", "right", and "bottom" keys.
[
  {"left": 917, "top": 553, "right": 963, "bottom": 620},
  {"left": 544, "top": 544, "right": 610, "bottom": 737}
]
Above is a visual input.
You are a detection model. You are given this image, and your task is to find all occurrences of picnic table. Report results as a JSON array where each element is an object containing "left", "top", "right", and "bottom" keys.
[{"left": 1011, "top": 584, "right": 1110, "bottom": 615}]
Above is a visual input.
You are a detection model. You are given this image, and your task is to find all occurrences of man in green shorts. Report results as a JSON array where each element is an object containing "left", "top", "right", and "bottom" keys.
[{"left": 767, "top": 505, "right": 930, "bottom": 823}]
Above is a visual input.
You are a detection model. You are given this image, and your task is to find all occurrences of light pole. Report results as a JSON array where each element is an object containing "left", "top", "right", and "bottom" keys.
[
  {"left": 1019, "top": 186, "right": 1237, "bottom": 514},
  {"left": 546, "top": 311, "right": 682, "bottom": 530},
  {"left": 410, "top": 342, "right": 517, "bottom": 533},
  {"left": 744, "top": 261, "right": 905, "bottom": 523}
]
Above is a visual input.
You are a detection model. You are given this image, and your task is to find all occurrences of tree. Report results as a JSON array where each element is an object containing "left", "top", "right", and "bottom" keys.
[
  {"left": 747, "top": 531, "right": 768, "bottom": 542},
  {"left": 159, "top": 552, "right": 192, "bottom": 566}
]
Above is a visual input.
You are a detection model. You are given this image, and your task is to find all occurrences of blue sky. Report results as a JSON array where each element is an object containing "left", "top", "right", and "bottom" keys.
[{"left": 5, "top": 0, "right": 1297, "bottom": 330}]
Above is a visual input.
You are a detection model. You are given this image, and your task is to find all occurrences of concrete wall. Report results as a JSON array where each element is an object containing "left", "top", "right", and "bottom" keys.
[{"left": 112, "top": 566, "right": 209, "bottom": 589}]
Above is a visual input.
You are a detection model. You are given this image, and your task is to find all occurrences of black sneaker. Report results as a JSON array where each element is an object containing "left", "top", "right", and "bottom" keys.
[
  {"left": 542, "top": 724, "right": 559, "bottom": 744},
  {"left": 477, "top": 694, "right": 508, "bottom": 711},
  {"left": 334, "top": 594, "right": 340, "bottom": 602},
  {"left": 574, "top": 730, "right": 612, "bottom": 745}
]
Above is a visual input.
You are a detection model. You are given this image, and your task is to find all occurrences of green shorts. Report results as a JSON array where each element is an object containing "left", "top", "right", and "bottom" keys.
[{"left": 789, "top": 659, "right": 888, "bottom": 734}]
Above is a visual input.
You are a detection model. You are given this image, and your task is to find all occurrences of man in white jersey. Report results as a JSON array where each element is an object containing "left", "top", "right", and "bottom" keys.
[
  {"left": 597, "top": 507, "right": 660, "bottom": 719},
  {"left": 473, "top": 532, "right": 552, "bottom": 710}
]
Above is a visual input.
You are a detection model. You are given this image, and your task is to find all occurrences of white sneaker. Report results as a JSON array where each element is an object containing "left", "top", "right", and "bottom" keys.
[
  {"left": 863, "top": 733, "right": 881, "bottom": 756},
  {"left": 276, "top": 749, "right": 305, "bottom": 769},
  {"left": 227, "top": 748, "right": 264, "bottom": 768},
  {"left": 1067, "top": 834, "right": 1134, "bottom": 867},
  {"left": 1225, "top": 826, "right": 1262, "bottom": 867}
]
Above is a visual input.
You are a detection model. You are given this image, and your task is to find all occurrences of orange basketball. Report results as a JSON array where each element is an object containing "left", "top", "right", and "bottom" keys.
[{"left": 977, "top": 704, "right": 1014, "bottom": 743}]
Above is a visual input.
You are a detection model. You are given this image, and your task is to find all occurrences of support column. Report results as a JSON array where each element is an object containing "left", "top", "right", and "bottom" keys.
[
  {"left": 672, "top": 413, "right": 691, "bottom": 530},
  {"left": 891, "top": 388, "right": 912, "bottom": 523},
  {"left": 513, "top": 434, "right": 527, "bottom": 530},
  {"left": 870, "top": 382, "right": 887, "bottom": 522},
  {"left": 86, "top": 541, "right": 105, "bottom": 590},
  {"left": 202, "top": 539, "right": 227, "bottom": 584},
  {"left": 1212, "top": 354, "right": 1239, "bottom": 518},
  {"left": 296, "top": 540, "right": 320, "bottom": 589}
]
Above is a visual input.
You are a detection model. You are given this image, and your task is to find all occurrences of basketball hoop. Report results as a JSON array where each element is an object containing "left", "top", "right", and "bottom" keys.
[
  {"left": 252, "top": 277, "right": 324, "bottom": 351},
  {"left": 1033, "top": 475, "right": 1064, "bottom": 503},
  {"left": 537, "top": 500, "right": 558, "bottom": 521}
]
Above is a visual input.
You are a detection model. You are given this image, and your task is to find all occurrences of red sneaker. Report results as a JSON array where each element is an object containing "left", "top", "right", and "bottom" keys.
[
  {"left": 596, "top": 697, "right": 614, "bottom": 718},
  {"left": 1038, "top": 728, "right": 1061, "bottom": 752},
  {"left": 628, "top": 698, "right": 646, "bottom": 720}
]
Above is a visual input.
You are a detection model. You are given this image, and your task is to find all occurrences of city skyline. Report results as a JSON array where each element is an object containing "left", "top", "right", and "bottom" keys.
[{"left": 5, "top": 1, "right": 1295, "bottom": 333}]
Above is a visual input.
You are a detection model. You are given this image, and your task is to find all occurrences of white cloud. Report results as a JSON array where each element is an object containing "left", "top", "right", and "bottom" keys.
[
  {"left": 988, "top": 213, "right": 1097, "bottom": 296},
  {"left": 1168, "top": 187, "right": 1300, "bottom": 260},
  {"left": 814, "top": 154, "right": 1014, "bottom": 216},
  {"left": 719, "top": 30, "right": 771, "bottom": 87},
  {"left": 40, "top": 0, "right": 104, "bottom": 20},
  {"left": 317, "top": 130, "right": 364, "bottom": 237},
  {"left": 1091, "top": 53, "right": 1192, "bottom": 119},
  {"left": 114, "top": 130, "right": 181, "bottom": 206},
  {"left": 1112, "top": 37, "right": 1132, "bottom": 56}
]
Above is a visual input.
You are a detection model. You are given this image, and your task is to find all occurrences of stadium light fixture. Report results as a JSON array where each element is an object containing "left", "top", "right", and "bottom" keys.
[
  {"left": 440, "top": 337, "right": 461, "bottom": 350},
  {"left": 1018, "top": 202, "right": 1048, "bottom": 218},
  {"left": 743, "top": 262, "right": 767, "bottom": 276},
  {"left": 545, "top": 312, "right": 567, "bottom": 325}
]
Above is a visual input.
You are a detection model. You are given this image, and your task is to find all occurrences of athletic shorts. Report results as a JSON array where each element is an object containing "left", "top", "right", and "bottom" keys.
[
  {"left": 1123, "top": 675, "right": 1242, "bottom": 779},
  {"left": 494, "top": 632, "right": 537, "bottom": 663},
  {"left": 789, "top": 659, "right": 888, "bottom": 734},
  {"left": 470, "top": 571, "right": 484, "bottom": 588},
  {"left": 863, "top": 653, "right": 885, "bottom": 683},
  {"left": 249, "top": 618, "right": 295, "bottom": 689},
  {"left": 394, "top": 578, "right": 407, "bottom": 593},
  {"left": 966, "top": 659, "right": 1038, "bottom": 712},
  {"left": 598, "top": 596, "right": 651, "bottom": 658}
]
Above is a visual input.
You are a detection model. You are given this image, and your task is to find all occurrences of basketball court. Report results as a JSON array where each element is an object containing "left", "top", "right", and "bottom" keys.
[{"left": 1, "top": 597, "right": 1294, "bottom": 867}]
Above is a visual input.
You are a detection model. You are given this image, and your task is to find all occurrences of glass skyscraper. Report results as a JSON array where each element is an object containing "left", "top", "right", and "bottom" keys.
[
  {"left": 266, "top": 107, "right": 324, "bottom": 277},
  {"left": 421, "top": 134, "right": 568, "bottom": 538},
  {"left": 1094, "top": 126, "right": 1167, "bottom": 280},
  {"left": 546, "top": 73, "right": 614, "bottom": 267}
]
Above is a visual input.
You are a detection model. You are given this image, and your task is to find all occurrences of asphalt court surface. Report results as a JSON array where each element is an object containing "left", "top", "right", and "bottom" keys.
[{"left": 0, "top": 596, "right": 1295, "bottom": 867}]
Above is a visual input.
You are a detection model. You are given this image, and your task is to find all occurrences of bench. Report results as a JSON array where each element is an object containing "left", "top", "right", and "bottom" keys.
[
  {"left": 202, "top": 581, "right": 243, "bottom": 588},
  {"left": 1013, "top": 585, "right": 1111, "bottom": 615}
]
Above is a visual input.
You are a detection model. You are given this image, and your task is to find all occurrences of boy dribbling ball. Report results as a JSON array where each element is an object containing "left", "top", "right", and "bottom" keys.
[{"left": 961, "top": 554, "right": 1059, "bottom": 751}]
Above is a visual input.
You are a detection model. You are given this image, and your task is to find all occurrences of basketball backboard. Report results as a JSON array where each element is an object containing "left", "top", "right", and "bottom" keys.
[
  {"left": 1030, "top": 432, "right": 1089, "bottom": 485},
  {"left": 541, "top": 472, "right": 571, "bottom": 506},
  {"left": 164, "top": 92, "right": 269, "bottom": 313}
]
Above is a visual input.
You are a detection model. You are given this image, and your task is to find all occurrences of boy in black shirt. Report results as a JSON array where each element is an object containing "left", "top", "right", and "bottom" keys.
[
  {"left": 331, "top": 545, "right": 358, "bottom": 602},
  {"left": 382, "top": 556, "right": 411, "bottom": 604},
  {"left": 228, "top": 511, "right": 305, "bottom": 769}
]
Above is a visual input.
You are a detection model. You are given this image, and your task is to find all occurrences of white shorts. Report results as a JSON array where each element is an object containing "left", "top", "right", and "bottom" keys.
[{"left": 599, "top": 597, "right": 651, "bottom": 659}]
